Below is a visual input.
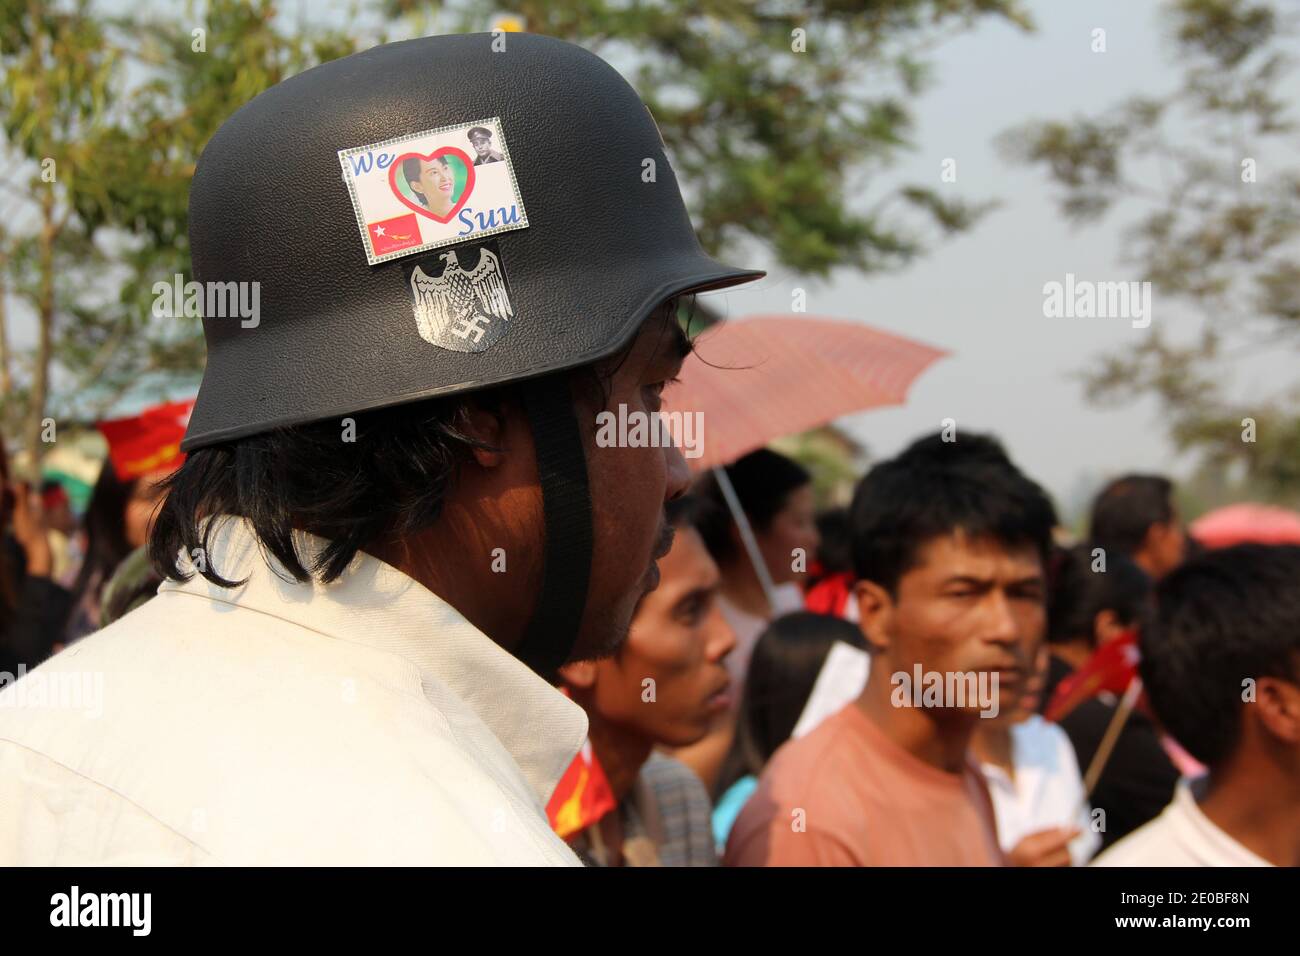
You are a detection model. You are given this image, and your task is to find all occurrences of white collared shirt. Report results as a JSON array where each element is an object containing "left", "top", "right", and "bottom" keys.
[
  {"left": 1092, "top": 776, "right": 1274, "bottom": 867},
  {"left": 980, "top": 715, "right": 1102, "bottom": 866},
  {"left": 0, "top": 517, "right": 587, "bottom": 865}
]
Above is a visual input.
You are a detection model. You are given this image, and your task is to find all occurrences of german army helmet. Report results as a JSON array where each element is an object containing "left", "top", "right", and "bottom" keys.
[
  {"left": 180, "top": 33, "right": 764, "bottom": 674},
  {"left": 182, "top": 31, "right": 763, "bottom": 449}
]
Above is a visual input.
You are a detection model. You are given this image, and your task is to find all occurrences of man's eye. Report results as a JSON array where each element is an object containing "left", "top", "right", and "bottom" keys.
[{"left": 676, "top": 597, "right": 705, "bottom": 625}]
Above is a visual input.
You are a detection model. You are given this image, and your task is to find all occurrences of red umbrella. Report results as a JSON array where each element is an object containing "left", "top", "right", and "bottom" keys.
[
  {"left": 659, "top": 315, "right": 945, "bottom": 604},
  {"left": 662, "top": 315, "right": 947, "bottom": 472},
  {"left": 1191, "top": 503, "right": 1300, "bottom": 549}
]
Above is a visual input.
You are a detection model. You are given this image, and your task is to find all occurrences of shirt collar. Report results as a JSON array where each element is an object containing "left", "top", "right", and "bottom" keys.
[
  {"left": 1171, "top": 776, "right": 1274, "bottom": 867},
  {"left": 157, "top": 515, "right": 588, "bottom": 806}
]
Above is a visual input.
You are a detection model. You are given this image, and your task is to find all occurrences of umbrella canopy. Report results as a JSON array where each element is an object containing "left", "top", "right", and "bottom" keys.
[
  {"left": 1190, "top": 503, "right": 1300, "bottom": 549},
  {"left": 661, "top": 315, "right": 947, "bottom": 471}
]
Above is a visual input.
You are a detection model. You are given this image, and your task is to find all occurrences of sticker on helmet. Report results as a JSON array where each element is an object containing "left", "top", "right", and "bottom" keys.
[
  {"left": 339, "top": 117, "right": 529, "bottom": 266},
  {"left": 403, "top": 238, "right": 515, "bottom": 352}
]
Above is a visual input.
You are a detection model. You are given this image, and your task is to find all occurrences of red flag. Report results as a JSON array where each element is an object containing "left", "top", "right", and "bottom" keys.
[
  {"left": 367, "top": 213, "right": 422, "bottom": 257},
  {"left": 1045, "top": 629, "right": 1140, "bottom": 722},
  {"left": 546, "top": 740, "right": 617, "bottom": 839},
  {"left": 805, "top": 570, "right": 854, "bottom": 618},
  {"left": 98, "top": 399, "right": 195, "bottom": 482}
]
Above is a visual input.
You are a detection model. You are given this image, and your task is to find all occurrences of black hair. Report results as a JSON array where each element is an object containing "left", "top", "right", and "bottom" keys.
[
  {"left": 1140, "top": 543, "right": 1300, "bottom": 768},
  {"left": 70, "top": 462, "right": 138, "bottom": 607},
  {"left": 151, "top": 298, "right": 691, "bottom": 589},
  {"left": 849, "top": 431, "right": 1057, "bottom": 594},
  {"left": 717, "top": 611, "right": 867, "bottom": 795},
  {"left": 1047, "top": 542, "right": 1152, "bottom": 646},
  {"left": 1089, "top": 474, "right": 1175, "bottom": 557},
  {"left": 695, "top": 448, "right": 811, "bottom": 565},
  {"left": 401, "top": 155, "right": 451, "bottom": 207},
  {"left": 812, "top": 507, "right": 852, "bottom": 577},
  {"left": 152, "top": 385, "right": 514, "bottom": 588}
]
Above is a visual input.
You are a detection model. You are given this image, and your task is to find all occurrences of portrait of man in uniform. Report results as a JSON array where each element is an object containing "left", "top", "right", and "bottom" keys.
[{"left": 467, "top": 125, "right": 504, "bottom": 165}]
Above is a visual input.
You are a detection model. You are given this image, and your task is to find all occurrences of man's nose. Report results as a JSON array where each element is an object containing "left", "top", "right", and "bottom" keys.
[
  {"left": 706, "top": 603, "right": 738, "bottom": 664},
  {"left": 981, "top": 590, "right": 1020, "bottom": 649},
  {"left": 664, "top": 443, "right": 690, "bottom": 503}
]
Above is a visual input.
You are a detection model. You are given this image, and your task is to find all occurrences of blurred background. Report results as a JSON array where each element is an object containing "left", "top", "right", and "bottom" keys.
[{"left": 2, "top": 0, "right": 1298, "bottom": 527}]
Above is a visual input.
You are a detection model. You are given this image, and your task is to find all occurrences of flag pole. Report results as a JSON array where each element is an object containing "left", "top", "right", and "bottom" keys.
[
  {"left": 1083, "top": 675, "right": 1144, "bottom": 797},
  {"left": 712, "top": 465, "right": 777, "bottom": 607}
]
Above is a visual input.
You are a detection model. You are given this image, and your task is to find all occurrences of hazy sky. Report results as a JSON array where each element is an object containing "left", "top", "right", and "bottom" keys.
[
  {"left": 12, "top": 1, "right": 1297, "bottom": 520},
  {"left": 707, "top": 0, "right": 1300, "bottom": 521}
]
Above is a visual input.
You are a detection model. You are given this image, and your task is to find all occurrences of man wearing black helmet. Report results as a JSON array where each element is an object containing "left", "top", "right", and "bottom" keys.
[{"left": 0, "top": 33, "right": 762, "bottom": 865}]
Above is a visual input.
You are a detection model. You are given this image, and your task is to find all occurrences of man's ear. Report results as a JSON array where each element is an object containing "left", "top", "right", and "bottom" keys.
[
  {"left": 854, "top": 579, "right": 894, "bottom": 654},
  {"left": 461, "top": 400, "right": 509, "bottom": 468},
  {"left": 1254, "top": 676, "right": 1300, "bottom": 747},
  {"left": 557, "top": 660, "right": 598, "bottom": 691}
]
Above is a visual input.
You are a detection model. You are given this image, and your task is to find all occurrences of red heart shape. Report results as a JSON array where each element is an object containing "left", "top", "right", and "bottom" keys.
[{"left": 388, "top": 147, "right": 476, "bottom": 223}]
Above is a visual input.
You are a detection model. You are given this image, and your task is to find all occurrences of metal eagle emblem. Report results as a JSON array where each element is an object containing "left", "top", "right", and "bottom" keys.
[{"left": 409, "top": 245, "right": 513, "bottom": 352}]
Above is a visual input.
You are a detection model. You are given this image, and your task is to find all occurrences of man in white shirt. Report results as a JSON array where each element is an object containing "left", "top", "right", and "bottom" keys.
[
  {"left": 974, "top": 645, "right": 1100, "bottom": 867},
  {"left": 0, "top": 33, "right": 763, "bottom": 865},
  {"left": 1094, "top": 777, "right": 1273, "bottom": 867},
  {"left": 1094, "top": 544, "right": 1300, "bottom": 867},
  {"left": 979, "top": 713, "right": 1100, "bottom": 866}
]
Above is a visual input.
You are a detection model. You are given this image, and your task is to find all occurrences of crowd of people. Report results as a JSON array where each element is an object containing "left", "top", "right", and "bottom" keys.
[
  {"left": 3, "top": 417, "right": 1296, "bottom": 867},
  {"left": 0, "top": 423, "right": 173, "bottom": 679},
  {"left": 542, "top": 438, "right": 1296, "bottom": 867},
  {"left": 0, "top": 32, "right": 1295, "bottom": 869}
]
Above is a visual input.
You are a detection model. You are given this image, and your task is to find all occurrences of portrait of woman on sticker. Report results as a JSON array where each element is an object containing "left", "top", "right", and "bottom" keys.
[{"left": 403, "top": 155, "right": 458, "bottom": 219}]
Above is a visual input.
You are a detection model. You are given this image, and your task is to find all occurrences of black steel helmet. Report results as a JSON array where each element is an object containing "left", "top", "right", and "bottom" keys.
[
  {"left": 183, "top": 31, "right": 762, "bottom": 449},
  {"left": 180, "top": 32, "right": 763, "bottom": 673}
]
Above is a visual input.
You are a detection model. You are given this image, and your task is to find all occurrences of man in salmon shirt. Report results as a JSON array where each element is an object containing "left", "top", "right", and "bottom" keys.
[{"left": 725, "top": 432, "right": 1057, "bottom": 866}]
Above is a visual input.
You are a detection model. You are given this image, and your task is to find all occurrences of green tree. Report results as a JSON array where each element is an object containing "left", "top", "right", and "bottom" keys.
[
  {"left": 0, "top": 0, "right": 357, "bottom": 466},
  {"left": 384, "top": 0, "right": 1031, "bottom": 277},
  {"left": 0, "top": 0, "right": 118, "bottom": 462},
  {"left": 1003, "top": 0, "right": 1300, "bottom": 499},
  {"left": 4, "top": 0, "right": 1030, "bottom": 463}
]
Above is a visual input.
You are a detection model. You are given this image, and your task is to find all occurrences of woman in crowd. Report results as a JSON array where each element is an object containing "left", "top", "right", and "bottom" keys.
[
  {"left": 1038, "top": 542, "right": 1178, "bottom": 851},
  {"left": 667, "top": 449, "right": 820, "bottom": 791}
]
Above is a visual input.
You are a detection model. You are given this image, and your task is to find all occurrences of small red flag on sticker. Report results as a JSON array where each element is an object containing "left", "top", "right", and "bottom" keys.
[{"left": 368, "top": 213, "right": 422, "bottom": 257}]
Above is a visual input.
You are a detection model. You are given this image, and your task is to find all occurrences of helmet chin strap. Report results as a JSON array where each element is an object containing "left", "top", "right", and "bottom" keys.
[{"left": 515, "top": 375, "right": 593, "bottom": 678}]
